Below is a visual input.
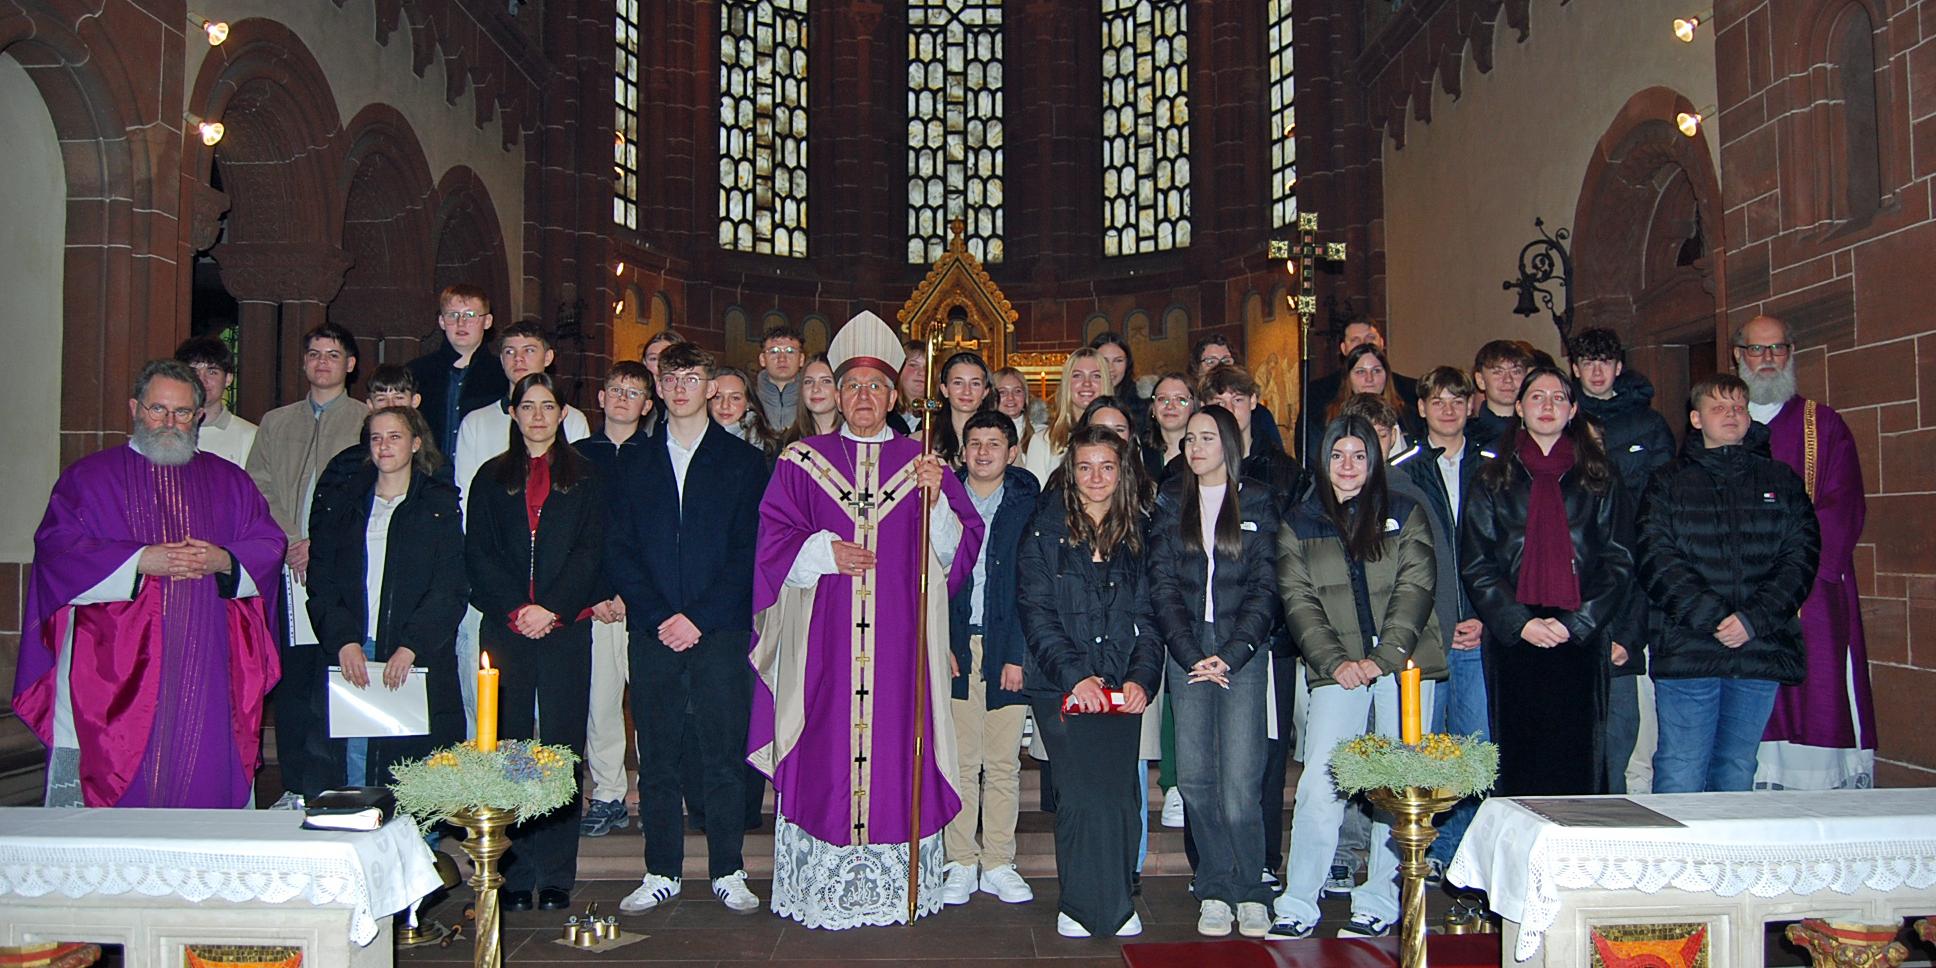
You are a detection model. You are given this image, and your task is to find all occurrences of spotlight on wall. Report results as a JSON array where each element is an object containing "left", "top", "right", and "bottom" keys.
[
  {"left": 185, "top": 113, "right": 225, "bottom": 146},
  {"left": 1672, "top": 11, "right": 1710, "bottom": 43},
  {"left": 188, "top": 12, "right": 230, "bottom": 46},
  {"left": 615, "top": 261, "right": 625, "bottom": 276},
  {"left": 1675, "top": 105, "right": 1715, "bottom": 138}
]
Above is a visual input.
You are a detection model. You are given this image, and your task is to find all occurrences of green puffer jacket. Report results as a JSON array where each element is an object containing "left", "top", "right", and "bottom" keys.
[{"left": 1275, "top": 488, "right": 1447, "bottom": 688}]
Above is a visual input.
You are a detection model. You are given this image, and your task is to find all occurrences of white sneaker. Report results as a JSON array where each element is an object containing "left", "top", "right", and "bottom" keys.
[
  {"left": 1056, "top": 912, "right": 1090, "bottom": 938},
  {"left": 618, "top": 873, "right": 681, "bottom": 913},
  {"left": 1196, "top": 899, "right": 1234, "bottom": 937},
  {"left": 711, "top": 870, "right": 760, "bottom": 912},
  {"left": 1160, "top": 787, "right": 1185, "bottom": 827},
  {"left": 1117, "top": 912, "right": 1144, "bottom": 937},
  {"left": 270, "top": 791, "right": 305, "bottom": 811},
  {"left": 941, "top": 862, "right": 978, "bottom": 905},
  {"left": 1236, "top": 901, "right": 1272, "bottom": 938},
  {"left": 978, "top": 864, "right": 1034, "bottom": 903}
]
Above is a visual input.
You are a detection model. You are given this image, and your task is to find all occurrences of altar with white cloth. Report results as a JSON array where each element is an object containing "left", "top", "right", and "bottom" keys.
[
  {"left": 0, "top": 808, "right": 442, "bottom": 967},
  {"left": 1448, "top": 789, "right": 1936, "bottom": 966}
]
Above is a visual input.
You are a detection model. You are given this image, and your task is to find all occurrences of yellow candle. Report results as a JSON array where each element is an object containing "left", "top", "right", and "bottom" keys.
[
  {"left": 1400, "top": 659, "right": 1423, "bottom": 746},
  {"left": 477, "top": 652, "right": 500, "bottom": 753}
]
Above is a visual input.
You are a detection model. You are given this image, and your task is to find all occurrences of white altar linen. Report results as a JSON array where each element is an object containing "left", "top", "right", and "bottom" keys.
[
  {"left": 0, "top": 807, "right": 441, "bottom": 947},
  {"left": 1449, "top": 789, "right": 1936, "bottom": 963}
]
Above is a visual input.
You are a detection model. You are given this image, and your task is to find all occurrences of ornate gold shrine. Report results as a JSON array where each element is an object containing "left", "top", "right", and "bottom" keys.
[{"left": 898, "top": 220, "right": 1018, "bottom": 372}]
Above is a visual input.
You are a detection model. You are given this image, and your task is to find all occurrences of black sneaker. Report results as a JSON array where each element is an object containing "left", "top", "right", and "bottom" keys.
[
  {"left": 1321, "top": 864, "right": 1355, "bottom": 897},
  {"left": 1266, "top": 918, "right": 1314, "bottom": 940},
  {"left": 1335, "top": 913, "right": 1394, "bottom": 938}
]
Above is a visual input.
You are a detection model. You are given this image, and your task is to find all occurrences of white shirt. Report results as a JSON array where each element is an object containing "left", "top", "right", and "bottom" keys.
[
  {"left": 1198, "top": 482, "right": 1227, "bottom": 622},
  {"left": 665, "top": 421, "right": 706, "bottom": 501},
  {"left": 784, "top": 425, "right": 965, "bottom": 587},
  {"left": 364, "top": 492, "right": 405, "bottom": 641},
  {"left": 1436, "top": 443, "right": 1465, "bottom": 524},
  {"left": 197, "top": 408, "right": 258, "bottom": 468},
  {"left": 454, "top": 400, "right": 591, "bottom": 521},
  {"left": 1749, "top": 399, "right": 1785, "bottom": 424}
]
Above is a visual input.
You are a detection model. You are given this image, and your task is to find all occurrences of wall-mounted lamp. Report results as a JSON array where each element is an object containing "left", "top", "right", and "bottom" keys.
[
  {"left": 1501, "top": 218, "right": 1574, "bottom": 342},
  {"left": 1676, "top": 104, "right": 1716, "bottom": 138},
  {"left": 615, "top": 261, "right": 625, "bottom": 276},
  {"left": 1672, "top": 11, "right": 1710, "bottom": 43},
  {"left": 187, "top": 12, "right": 230, "bottom": 46},
  {"left": 185, "top": 113, "right": 225, "bottom": 147}
]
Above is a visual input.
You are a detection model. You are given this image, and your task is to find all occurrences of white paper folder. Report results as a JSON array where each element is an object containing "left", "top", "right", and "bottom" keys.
[{"left": 326, "top": 666, "right": 431, "bottom": 738}]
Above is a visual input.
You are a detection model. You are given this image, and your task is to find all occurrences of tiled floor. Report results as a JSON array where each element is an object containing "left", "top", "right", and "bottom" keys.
[{"left": 394, "top": 875, "right": 1453, "bottom": 966}]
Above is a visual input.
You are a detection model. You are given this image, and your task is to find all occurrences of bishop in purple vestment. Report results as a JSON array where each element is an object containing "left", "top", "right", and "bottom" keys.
[
  {"left": 748, "top": 313, "right": 984, "bottom": 929},
  {"left": 14, "top": 362, "right": 284, "bottom": 808},
  {"left": 1734, "top": 317, "right": 1878, "bottom": 790}
]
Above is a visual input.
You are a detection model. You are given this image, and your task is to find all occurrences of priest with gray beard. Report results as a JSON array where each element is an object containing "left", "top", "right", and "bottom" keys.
[
  {"left": 1732, "top": 315, "right": 1878, "bottom": 792},
  {"left": 13, "top": 359, "right": 285, "bottom": 808}
]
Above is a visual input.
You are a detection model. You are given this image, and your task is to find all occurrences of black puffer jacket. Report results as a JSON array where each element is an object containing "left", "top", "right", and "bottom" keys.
[
  {"left": 1576, "top": 371, "right": 1677, "bottom": 497},
  {"left": 1459, "top": 449, "right": 1635, "bottom": 649},
  {"left": 1638, "top": 427, "right": 1820, "bottom": 683},
  {"left": 1016, "top": 500, "right": 1163, "bottom": 699},
  {"left": 1147, "top": 475, "right": 1281, "bottom": 673}
]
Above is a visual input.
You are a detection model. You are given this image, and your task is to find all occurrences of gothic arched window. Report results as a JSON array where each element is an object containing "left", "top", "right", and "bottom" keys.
[
  {"left": 1826, "top": 3, "right": 1881, "bottom": 225},
  {"left": 907, "top": 0, "right": 1005, "bottom": 264},
  {"left": 615, "top": 0, "right": 641, "bottom": 230},
  {"left": 720, "top": 0, "right": 809, "bottom": 257},
  {"left": 1268, "top": 0, "right": 1296, "bottom": 229},
  {"left": 1101, "top": 0, "right": 1191, "bottom": 256}
]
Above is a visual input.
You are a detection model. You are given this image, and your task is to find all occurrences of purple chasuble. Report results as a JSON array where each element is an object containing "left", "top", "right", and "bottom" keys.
[
  {"left": 1757, "top": 398, "right": 1878, "bottom": 770},
  {"left": 749, "top": 432, "right": 982, "bottom": 850},
  {"left": 16, "top": 446, "right": 285, "bottom": 807}
]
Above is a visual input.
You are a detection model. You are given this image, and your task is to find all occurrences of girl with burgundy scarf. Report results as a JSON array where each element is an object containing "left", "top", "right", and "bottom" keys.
[
  {"left": 466, "top": 372, "right": 609, "bottom": 911},
  {"left": 1460, "top": 367, "right": 1634, "bottom": 797}
]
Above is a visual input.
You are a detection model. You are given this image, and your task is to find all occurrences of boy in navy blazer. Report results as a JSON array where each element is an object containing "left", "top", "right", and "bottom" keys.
[{"left": 607, "top": 342, "right": 770, "bottom": 915}]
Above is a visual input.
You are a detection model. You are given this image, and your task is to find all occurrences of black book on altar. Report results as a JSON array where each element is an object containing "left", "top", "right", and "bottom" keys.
[{"left": 301, "top": 787, "right": 397, "bottom": 832}]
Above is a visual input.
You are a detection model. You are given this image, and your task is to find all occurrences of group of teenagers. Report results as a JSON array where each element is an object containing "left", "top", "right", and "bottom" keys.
[{"left": 204, "top": 284, "right": 1825, "bottom": 941}]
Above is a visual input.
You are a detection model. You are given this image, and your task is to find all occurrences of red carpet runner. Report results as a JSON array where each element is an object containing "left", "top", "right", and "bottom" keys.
[{"left": 1121, "top": 934, "right": 1502, "bottom": 968}]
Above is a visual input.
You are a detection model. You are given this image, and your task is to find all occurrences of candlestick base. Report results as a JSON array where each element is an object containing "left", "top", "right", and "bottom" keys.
[
  {"left": 450, "top": 806, "right": 515, "bottom": 968},
  {"left": 1366, "top": 786, "right": 1463, "bottom": 968}
]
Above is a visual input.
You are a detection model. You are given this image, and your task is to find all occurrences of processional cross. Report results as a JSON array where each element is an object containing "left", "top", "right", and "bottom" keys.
[{"left": 1268, "top": 211, "right": 1347, "bottom": 323}]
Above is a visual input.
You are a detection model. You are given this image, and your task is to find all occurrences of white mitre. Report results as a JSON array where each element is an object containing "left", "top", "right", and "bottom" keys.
[{"left": 827, "top": 310, "right": 906, "bottom": 380}]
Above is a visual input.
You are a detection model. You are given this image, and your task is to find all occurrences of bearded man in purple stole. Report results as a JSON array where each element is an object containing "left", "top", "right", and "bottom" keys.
[
  {"left": 1734, "top": 316, "right": 1879, "bottom": 790},
  {"left": 15, "top": 360, "right": 285, "bottom": 808},
  {"left": 749, "top": 311, "right": 984, "bottom": 929}
]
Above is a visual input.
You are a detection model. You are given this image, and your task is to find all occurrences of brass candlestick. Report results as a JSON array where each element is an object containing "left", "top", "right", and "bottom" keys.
[
  {"left": 450, "top": 805, "right": 515, "bottom": 968},
  {"left": 1365, "top": 786, "right": 1463, "bottom": 968}
]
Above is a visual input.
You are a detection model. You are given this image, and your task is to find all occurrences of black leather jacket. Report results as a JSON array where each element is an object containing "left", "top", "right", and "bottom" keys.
[{"left": 1459, "top": 452, "right": 1635, "bottom": 650}]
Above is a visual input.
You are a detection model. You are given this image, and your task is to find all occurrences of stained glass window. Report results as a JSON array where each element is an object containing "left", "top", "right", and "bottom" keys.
[
  {"left": 719, "top": 0, "right": 809, "bottom": 258},
  {"left": 1268, "top": 0, "right": 1297, "bottom": 228},
  {"left": 907, "top": 0, "right": 1004, "bottom": 264},
  {"left": 1101, "top": 0, "right": 1190, "bottom": 256},
  {"left": 615, "top": 0, "right": 640, "bottom": 230}
]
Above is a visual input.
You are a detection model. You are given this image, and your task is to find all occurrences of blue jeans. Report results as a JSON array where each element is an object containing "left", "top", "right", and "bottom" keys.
[
  {"left": 1170, "top": 654, "right": 1272, "bottom": 906},
  {"left": 1652, "top": 677, "right": 1780, "bottom": 793},
  {"left": 1428, "top": 647, "right": 1488, "bottom": 864},
  {"left": 1603, "top": 674, "right": 1640, "bottom": 794},
  {"left": 344, "top": 638, "right": 377, "bottom": 787}
]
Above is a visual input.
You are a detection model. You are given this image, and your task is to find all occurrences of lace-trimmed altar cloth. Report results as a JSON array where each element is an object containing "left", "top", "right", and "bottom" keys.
[
  {"left": 1448, "top": 789, "right": 1936, "bottom": 962},
  {"left": 0, "top": 807, "right": 443, "bottom": 946}
]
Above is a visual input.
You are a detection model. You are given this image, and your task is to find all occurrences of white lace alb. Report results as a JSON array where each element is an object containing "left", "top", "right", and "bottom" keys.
[{"left": 771, "top": 814, "right": 946, "bottom": 929}]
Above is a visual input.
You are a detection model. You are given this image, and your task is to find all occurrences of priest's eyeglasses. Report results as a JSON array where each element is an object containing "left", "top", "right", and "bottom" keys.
[
  {"left": 142, "top": 403, "right": 200, "bottom": 423},
  {"left": 1737, "top": 342, "right": 1793, "bottom": 358},
  {"left": 839, "top": 379, "right": 891, "bottom": 395}
]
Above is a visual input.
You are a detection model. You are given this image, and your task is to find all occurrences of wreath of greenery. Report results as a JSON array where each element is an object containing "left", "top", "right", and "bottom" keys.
[
  {"left": 1329, "top": 732, "right": 1499, "bottom": 799},
  {"left": 389, "top": 739, "right": 581, "bottom": 825}
]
